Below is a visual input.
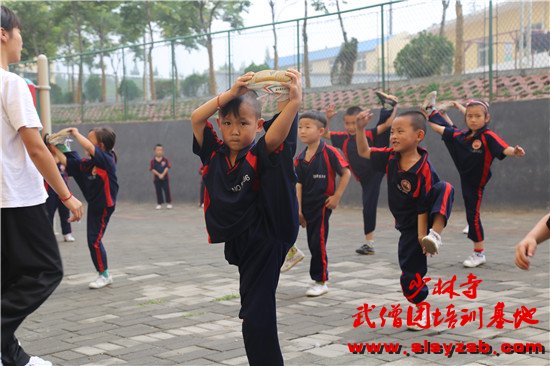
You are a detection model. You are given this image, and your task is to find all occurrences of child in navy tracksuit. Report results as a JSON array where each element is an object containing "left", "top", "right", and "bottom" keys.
[
  {"left": 191, "top": 69, "right": 301, "bottom": 366},
  {"left": 293, "top": 111, "right": 351, "bottom": 297},
  {"left": 150, "top": 144, "right": 172, "bottom": 209},
  {"left": 356, "top": 110, "right": 454, "bottom": 330},
  {"left": 53, "top": 126, "right": 118, "bottom": 289},
  {"left": 324, "top": 91, "right": 397, "bottom": 255},
  {"left": 424, "top": 95, "right": 525, "bottom": 268},
  {"left": 44, "top": 160, "right": 75, "bottom": 242}
]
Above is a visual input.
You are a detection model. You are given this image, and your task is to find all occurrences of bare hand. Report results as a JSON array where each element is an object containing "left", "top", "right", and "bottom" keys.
[
  {"left": 325, "top": 104, "right": 336, "bottom": 121},
  {"left": 230, "top": 72, "right": 254, "bottom": 98},
  {"left": 299, "top": 212, "right": 307, "bottom": 228},
  {"left": 515, "top": 237, "right": 537, "bottom": 270},
  {"left": 63, "top": 196, "right": 83, "bottom": 222},
  {"left": 513, "top": 145, "right": 525, "bottom": 157},
  {"left": 356, "top": 109, "right": 374, "bottom": 130},
  {"left": 325, "top": 195, "right": 340, "bottom": 210},
  {"left": 283, "top": 68, "right": 302, "bottom": 104},
  {"left": 59, "top": 127, "right": 78, "bottom": 135}
]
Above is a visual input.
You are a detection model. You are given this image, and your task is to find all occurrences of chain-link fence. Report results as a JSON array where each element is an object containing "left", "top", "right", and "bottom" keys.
[{"left": 10, "top": 0, "right": 549, "bottom": 124}]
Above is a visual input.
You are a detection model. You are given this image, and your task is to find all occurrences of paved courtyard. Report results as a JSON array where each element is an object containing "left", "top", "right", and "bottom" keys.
[{"left": 19, "top": 203, "right": 549, "bottom": 366}]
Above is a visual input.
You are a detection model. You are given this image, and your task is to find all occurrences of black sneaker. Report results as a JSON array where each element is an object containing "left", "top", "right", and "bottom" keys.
[
  {"left": 375, "top": 91, "right": 398, "bottom": 109},
  {"left": 355, "top": 243, "right": 375, "bottom": 255}
]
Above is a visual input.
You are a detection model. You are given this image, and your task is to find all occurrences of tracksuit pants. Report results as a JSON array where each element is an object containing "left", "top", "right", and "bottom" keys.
[
  {"left": 154, "top": 178, "right": 172, "bottom": 204},
  {"left": 304, "top": 206, "right": 332, "bottom": 283},
  {"left": 224, "top": 222, "right": 293, "bottom": 366},
  {"left": 399, "top": 181, "right": 454, "bottom": 304},
  {"left": 462, "top": 178, "right": 485, "bottom": 242},
  {"left": 360, "top": 173, "right": 384, "bottom": 235},
  {"left": 87, "top": 205, "right": 115, "bottom": 273},
  {"left": 1, "top": 204, "right": 63, "bottom": 366}
]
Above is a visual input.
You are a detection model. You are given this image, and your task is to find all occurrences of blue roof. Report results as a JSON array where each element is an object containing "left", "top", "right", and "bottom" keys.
[{"left": 269, "top": 36, "right": 391, "bottom": 68}]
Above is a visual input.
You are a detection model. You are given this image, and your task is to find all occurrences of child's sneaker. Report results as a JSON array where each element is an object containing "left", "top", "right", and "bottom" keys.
[
  {"left": 435, "top": 100, "right": 455, "bottom": 113},
  {"left": 166, "top": 204, "right": 173, "bottom": 209},
  {"left": 89, "top": 274, "right": 113, "bottom": 289},
  {"left": 463, "top": 252, "right": 486, "bottom": 268},
  {"left": 421, "top": 91, "right": 437, "bottom": 114},
  {"left": 281, "top": 246, "right": 305, "bottom": 272},
  {"left": 355, "top": 242, "right": 375, "bottom": 255},
  {"left": 63, "top": 233, "right": 75, "bottom": 242},
  {"left": 421, "top": 229, "right": 442, "bottom": 255},
  {"left": 462, "top": 225, "right": 469, "bottom": 234},
  {"left": 25, "top": 356, "right": 53, "bottom": 366},
  {"left": 306, "top": 282, "right": 328, "bottom": 297},
  {"left": 407, "top": 309, "right": 431, "bottom": 331},
  {"left": 375, "top": 91, "right": 398, "bottom": 109},
  {"left": 155, "top": 204, "right": 162, "bottom": 210}
]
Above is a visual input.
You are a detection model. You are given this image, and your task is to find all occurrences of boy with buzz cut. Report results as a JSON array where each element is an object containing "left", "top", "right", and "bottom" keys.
[
  {"left": 293, "top": 111, "right": 351, "bottom": 297},
  {"left": 150, "top": 143, "right": 173, "bottom": 210},
  {"left": 356, "top": 109, "right": 454, "bottom": 330},
  {"left": 191, "top": 69, "right": 301, "bottom": 366},
  {"left": 323, "top": 91, "right": 398, "bottom": 256}
]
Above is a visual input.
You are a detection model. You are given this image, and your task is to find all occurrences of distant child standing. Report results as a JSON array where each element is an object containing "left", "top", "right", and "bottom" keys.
[
  {"left": 150, "top": 143, "right": 172, "bottom": 209},
  {"left": 423, "top": 92, "right": 525, "bottom": 267},
  {"left": 52, "top": 127, "right": 118, "bottom": 289}
]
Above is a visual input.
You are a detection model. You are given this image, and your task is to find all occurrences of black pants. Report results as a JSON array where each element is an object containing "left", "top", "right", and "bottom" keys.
[
  {"left": 462, "top": 179, "right": 485, "bottom": 242},
  {"left": 154, "top": 178, "right": 172, "bottom": 204},
  {"left": 45, "top": 191, "right": 72, "bottom": 235},
  {"left": 224, "top": 222, "right": 292, "bottom": 366},
  {"left": 87, "top": 205, "right": 115, "bottom": 273},
  {"left": 304, "top": 206, "right": 332, "bottom": 282},
  {"left": 360, "top": 173, "right": 384, "bottom": 236},
  {"left": 398, "top": 181, "right": 454, "bottom": 304},
  {"left": 1, "top": 204, "right": 63, "bottom": 366}
]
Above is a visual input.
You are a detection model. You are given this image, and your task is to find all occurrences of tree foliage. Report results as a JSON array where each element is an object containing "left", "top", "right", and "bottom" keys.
[
  {"left": 181, "top": 73, "right": 208, "bottom": 98},
  {"left": 394, "top": 32, "right": 454, "bottom": 79}
]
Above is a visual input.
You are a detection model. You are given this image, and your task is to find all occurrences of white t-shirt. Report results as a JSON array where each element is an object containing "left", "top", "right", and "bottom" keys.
[{"left": 1, "top": 67, "right": 48, "bottom": 208}]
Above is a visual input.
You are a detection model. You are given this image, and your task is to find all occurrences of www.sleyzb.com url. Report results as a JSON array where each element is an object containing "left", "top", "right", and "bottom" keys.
[{"left": 348, "top": 340, "right": 546, "bottom": 358}]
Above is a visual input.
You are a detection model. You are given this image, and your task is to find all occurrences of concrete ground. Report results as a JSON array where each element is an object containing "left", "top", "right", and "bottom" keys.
[{"left": 19, "top": 203, "right": 549, "bottom": 366}]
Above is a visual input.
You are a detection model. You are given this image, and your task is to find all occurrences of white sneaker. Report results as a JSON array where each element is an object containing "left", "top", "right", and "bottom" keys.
[
  {"left": 155, "top": 204, "right": 162, "bottom": 210},
  {"left": 305, "top": 282, "right": 328, "bottom": 297},
  {"left": 421, "top": 229, "right": 442, "bottom": 255},
  {"left": 63, "top": 233, "right": 75, "bottom": 242},
  {"left": 422, "top": 91, "right": 437, "bottom": 114},
  {"left": 166, "top": 204, "right": 173, "bottom": 209},
  {"left": 281, "top": 246, "right": 305, "bottom": 272},
  {"left": 407, "top": 309, "right": 431, "bottom": 331},
  {"left": 435, "top": 101, "right": 454, "bottom": 113},
  {"left": 25, "top": 356, "right": 52, "bottom": 366},
  {"left": 462, "top": 225, "right": 469, "bottom": 234},
  {"left": 463, "top": 253, "right": 486, "bottom": 268},
  {"left": 89, "top": 274, "right": 113, "bottom": 289}
]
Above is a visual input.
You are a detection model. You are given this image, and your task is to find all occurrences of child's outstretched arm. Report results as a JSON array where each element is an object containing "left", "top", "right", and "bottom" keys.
[
  {"left": 58, "top": 127, "right": 96, "bottom": 156},
  {"left": 515, "top": 213, "right": 550, "bottom": 270},
  {"left": 503, "top": 145, "right": 526, "bottom": 157},
  {"left": 296, "top": 183, "right": 306, "bottom": 227},
  {"left": 190, "top": 72, "right": 255, "bottom": 147},
  {"left": 355, "top": 109, "right": 375, "bottom": 158},
  {"left": 325, "top": 167, "right": 351, "bottom": 210},
  {"left": 321, "top": 104, "right": 336, "bottom": 139},
  {"left": 264, "top": 69, "right": 302, "bottom": 154},
  {"left": 428, "top": 122, "right": 445, "bottom": 136},
  {"left": 376, "top": 106, "right": 397, "bottom": 136}
]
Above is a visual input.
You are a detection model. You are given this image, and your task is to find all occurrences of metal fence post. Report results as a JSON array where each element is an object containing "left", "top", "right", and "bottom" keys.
[
  {"left": 171, "top": 40, "right": 176, "bottom": 119},
  {"left": 488, "top": 0, "right": 494, "bottom": 101},
  {"left": 380, "top": 4, "right": 386, "bottom": 91},
  {"left": 296, "top": 20, "right": 301, "bottom": 71},
  {"left": 122, "top": 47, "right": 127, "bottom": 120},
  {"left": 80, "top": 54, "right": 84, "bottom": 122},
  {"left": 228, "top": 31, "right": 232, "bottom": 88}
]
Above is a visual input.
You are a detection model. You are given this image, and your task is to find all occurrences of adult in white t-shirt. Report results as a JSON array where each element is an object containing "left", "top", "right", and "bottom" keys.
[{"left": 1, "top": 5, "right": 83, "bottom": 366}]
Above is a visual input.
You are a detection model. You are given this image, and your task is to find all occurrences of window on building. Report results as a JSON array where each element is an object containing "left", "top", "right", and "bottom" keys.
[
  {"left": 355, "top": 56, "right": 366, "bottom": 72},
  {"left": 504, "top": 43, "right": 513, "bottom": 62},
  {"left": 477, "top": 41, "right": 487, "bottom": 67}
]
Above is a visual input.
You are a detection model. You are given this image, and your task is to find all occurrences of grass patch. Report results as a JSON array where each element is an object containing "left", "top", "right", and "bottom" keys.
[
  {"left": 138, "top": 299, "right": 165, "bottom": 306},
  {"left": 213, "top": 293, "right": 240, "bottom": 302},
  {"left": 182, "top": 311, "right": 206, "bottom": 318}
]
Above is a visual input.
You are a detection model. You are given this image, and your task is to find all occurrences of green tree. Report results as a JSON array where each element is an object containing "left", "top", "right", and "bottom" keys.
[
  {"left": 192, "top": 1, "right": 251, "bottom": 95},
  {"left": 394, "top": 32, "right": 454, "bottom": 79},
  {"left": 118, "top": 79, "right": 142, "bottom": 101},
  {"left": 155, "top": 80, "right": 174, "bottom": 100},
  {"left": 244, "top": 62, "right": 269, "bottom": 73},
  {"left": 85, "top": 75, "right": 101, "bottom": 102},
  {"left": 181, "top": 73, "right": 208, "bottom": 97}
]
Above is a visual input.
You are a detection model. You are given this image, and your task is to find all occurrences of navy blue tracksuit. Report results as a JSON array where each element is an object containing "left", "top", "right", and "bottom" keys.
[
  {"left": 65, "top": 147, "right": 118, "bottom": 273},
  {"left": 295, "top": 141, "right": 348, "bottom": 282},
  {"left": 429, "top": 112, "right": 509, "bottom": 242},
  {"left": 150, "top": 157, "right": 172, "bottom": 204},
  {"left": 193, "top": 114, "right": 299, "bottom": 366},
  {"left": 371, "top": 147, "right": 454, "bottom": 304},
  {"left": 330, "top": 107, "right": 392, "bottom": 235},
  {"left": 44, "top": 164, "right": 72, "bottom": 235}
]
